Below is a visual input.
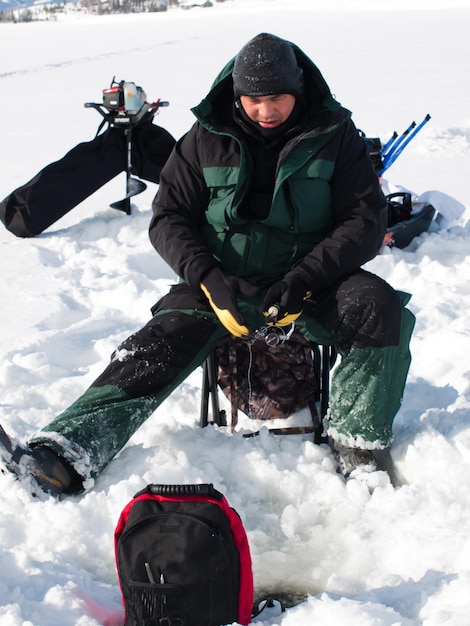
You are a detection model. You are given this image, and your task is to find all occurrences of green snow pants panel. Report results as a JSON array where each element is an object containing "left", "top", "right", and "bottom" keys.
[
  {"left": 30, "top": 284, "right": 227, "bottom": 481},
  {"left": 300, "top": 271, "right": 415, "bottom": 448}
]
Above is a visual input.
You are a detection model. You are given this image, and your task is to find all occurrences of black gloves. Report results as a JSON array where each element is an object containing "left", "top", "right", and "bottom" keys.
[
  {"left": 201, "top": 267, "right": 310, "bottom": 334},
  {"left": 200, "top": 267, "right": 259, "bottom": 337},
  {"left": 262, "top": 277, "right": 311, "bottom": 326}
]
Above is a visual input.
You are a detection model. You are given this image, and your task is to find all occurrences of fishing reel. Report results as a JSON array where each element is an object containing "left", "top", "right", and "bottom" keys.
[{"left": 246, "top": 322, "right": 295, "bottom": 348}]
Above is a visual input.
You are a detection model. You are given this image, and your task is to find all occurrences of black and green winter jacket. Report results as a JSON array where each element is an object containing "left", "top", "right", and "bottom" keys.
[{"left": 150, "top": 42, "right": 387, "bottom": 295}]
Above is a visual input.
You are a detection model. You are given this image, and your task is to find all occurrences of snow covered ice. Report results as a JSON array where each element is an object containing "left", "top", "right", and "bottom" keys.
[{"left": 1, "top": 0, "right": 470, "bottom": 624}]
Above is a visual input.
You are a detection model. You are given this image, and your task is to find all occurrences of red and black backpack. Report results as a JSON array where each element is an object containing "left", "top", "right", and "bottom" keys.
[{"left": 114, "top": 483, "right": 254, "bottom": 626}]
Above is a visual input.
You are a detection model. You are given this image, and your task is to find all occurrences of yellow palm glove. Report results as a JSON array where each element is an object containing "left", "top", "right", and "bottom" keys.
[
  {"left": 262, "top": 278, "right": 311, "bottom": 326},
  {"left": 200, "top": 268, "right": 259, "bottom": 337}
]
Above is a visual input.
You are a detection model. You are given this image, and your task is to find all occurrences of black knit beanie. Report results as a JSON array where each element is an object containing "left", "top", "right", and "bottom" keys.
[{"left": 232, "top": 33, "right": 304, "bottom": 99}]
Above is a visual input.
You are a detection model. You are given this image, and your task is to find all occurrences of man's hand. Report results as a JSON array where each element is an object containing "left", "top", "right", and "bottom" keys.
[
  {"left": 262, "top": 277, "right": 310, "bottom": 326},
  {"left": 200, "top": 268, "right": 259, "bottom": 337}
]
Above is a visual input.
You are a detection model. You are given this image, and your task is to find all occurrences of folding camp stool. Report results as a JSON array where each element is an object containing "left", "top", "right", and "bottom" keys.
[{"left": 200, "top": 338, "right": 337, "bottom": 444}]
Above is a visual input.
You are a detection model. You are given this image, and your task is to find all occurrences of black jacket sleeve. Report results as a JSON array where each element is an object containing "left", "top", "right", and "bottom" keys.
[
  {"left": 288, "top": 120, "right": 387, "bottom": 295},
  {"left": 149, "top": 124, "right": 216, "bottom": 287}
]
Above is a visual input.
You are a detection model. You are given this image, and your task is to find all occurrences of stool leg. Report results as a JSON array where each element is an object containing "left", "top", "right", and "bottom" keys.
[
  {"left": 313, "top": 345, "right": 334, "bottom": 444},
  {"left": 200, "top": 358, "right": 210, "bottom": 428},
  {"left": 200, "top": 352, "right": 227, "bottom": 427},
  {"left": 320, "top": 345, "right": 331, "bottom": 421}
]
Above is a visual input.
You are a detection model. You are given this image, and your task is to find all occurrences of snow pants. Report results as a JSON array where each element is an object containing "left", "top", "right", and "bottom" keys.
[{"left": 29, "top": 270, "right": 415, "bottom": 484}]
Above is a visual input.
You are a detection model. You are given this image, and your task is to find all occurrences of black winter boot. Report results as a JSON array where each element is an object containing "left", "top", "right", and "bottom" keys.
[
  {"left": 331, "top": 441, "right": 377, "bottom": 478},
  {"left": 25, "top": 445, "right": 84, "bottom": 496},
  {"left": 1, "top": 425, "right": 83, "bottom": 497},
  {"left": 331, "top": 440, "right": 406, "bottom": 488}
]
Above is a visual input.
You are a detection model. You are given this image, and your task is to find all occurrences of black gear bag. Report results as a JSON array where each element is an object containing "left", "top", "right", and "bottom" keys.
[
  {"left": 0, "top": 122, "right": 175, "bottom": 238},
  {"left": 114, "top": 483, "right": 254, "bottom": 626}
]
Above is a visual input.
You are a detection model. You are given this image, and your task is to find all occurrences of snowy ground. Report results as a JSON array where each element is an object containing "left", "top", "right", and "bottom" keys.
[{"left": 1, "top": 0, "right": 470, "bottom": 624}]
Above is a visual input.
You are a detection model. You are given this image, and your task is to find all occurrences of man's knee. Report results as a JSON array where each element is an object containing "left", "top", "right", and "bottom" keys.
[
  {"left": 92, "top": 309, "right": 223, "bottom": 396},
  {"left": 338, "top": 272, "right": 402, "bottom": 348},
  {"left": 150, "top": 282, "right": 212, "bottom": 316},
  {"left": 311, "top": 271, "right": 402, "bottom": 350}
]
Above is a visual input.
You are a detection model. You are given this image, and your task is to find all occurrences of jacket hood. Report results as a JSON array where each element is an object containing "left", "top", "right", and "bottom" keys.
[{"left": 192, "top": 37, "right": 343, "bottom": 130}]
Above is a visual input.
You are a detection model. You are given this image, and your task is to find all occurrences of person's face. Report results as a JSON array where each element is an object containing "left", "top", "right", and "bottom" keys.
[{"left": 239, "top": 94, "right": 296, "bottom": 129}]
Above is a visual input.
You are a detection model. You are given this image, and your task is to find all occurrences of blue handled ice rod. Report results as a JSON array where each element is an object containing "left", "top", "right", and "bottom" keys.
[
  {"left": 380, "top": 114, "right": 431, "bottom": 175},
  {"left": 381, "top": 120, "right": 416, "bottom": 164},
  {"left": 380, "top": 130, "right": 398, "bottom": 155}
]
